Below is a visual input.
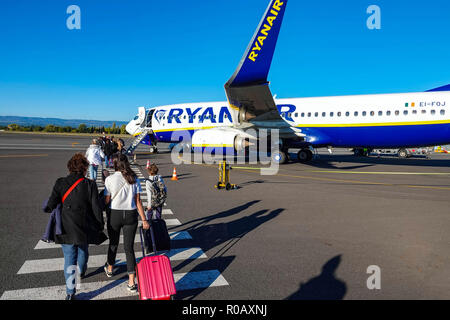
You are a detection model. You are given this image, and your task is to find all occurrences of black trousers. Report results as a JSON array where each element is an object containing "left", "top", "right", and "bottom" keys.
[{"left": 107, "top": 209, "right": 138, "bottom": 274}]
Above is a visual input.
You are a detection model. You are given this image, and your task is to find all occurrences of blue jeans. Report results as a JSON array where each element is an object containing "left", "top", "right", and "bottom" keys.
[
  {"left": 61, "top": 244, "right": 89, "bottom": 295},
  {"left": 104, "top": 155, "right": 109, "bottom": 168},
  {"left": 88, "top": 164, "right": 98, "bottom": 180}
]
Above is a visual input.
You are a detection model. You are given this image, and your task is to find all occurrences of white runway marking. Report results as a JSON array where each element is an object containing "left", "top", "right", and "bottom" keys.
[
  {"left": 164, "top": 219, "right": 182, "bottom": 226},
  {"left": 17, "top": 247, "right": 207, "bottom": 274},
  {"left": 34, "top": 230, "right": 191, "bottom": 250},
  {"left": 0, "top": 270, "right": 228, "bottom": 300}
]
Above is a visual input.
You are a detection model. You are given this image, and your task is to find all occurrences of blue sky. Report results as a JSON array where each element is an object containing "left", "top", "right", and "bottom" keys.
[{"left": 0, "top": 0, "right": 449, "bottom": 121}]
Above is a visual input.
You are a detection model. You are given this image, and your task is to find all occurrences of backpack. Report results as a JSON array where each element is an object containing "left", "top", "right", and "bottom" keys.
[{"left": 148, "top": 176, "right": 167, "bottom": 209}]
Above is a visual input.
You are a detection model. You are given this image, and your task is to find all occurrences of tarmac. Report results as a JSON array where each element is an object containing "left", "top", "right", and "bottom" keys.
[{"left": 1, "top": 132, "right": 450, "bottom": 299}]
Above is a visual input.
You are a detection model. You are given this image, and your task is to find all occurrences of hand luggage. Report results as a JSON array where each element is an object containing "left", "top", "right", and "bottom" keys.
[
  {"left": 143, "top": 209, "right": 171, "bottom": 253},
  {"left": 136, "top": 226, "right": 176, "bottom": 300}
]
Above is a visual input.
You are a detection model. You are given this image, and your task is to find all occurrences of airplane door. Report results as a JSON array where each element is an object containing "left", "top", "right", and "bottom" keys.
[{"left": 138, "top": 106, "right": 146, "bottom": 127}]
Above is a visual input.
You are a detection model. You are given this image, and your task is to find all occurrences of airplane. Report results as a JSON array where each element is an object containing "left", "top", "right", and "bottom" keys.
[{"left": 125, "top": 0, "right": 450, "bottom": 164}]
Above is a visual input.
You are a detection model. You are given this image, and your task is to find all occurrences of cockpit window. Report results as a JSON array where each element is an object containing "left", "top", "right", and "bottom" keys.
[{"left": 133, "top": 116, "right": 139, "bottom": 120}]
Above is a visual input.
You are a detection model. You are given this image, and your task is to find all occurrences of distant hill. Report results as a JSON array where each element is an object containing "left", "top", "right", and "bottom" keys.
[{"left": 0, "top": 116, "right": 128, "bottom": 128}]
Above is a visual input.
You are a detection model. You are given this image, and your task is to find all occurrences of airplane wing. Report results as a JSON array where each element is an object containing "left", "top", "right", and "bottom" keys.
[{"left": 224, "top": 0, "right": 288, "bottom": 125}]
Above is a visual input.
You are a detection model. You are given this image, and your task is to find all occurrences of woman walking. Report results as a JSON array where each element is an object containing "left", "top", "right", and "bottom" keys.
[
  {"left": 85, "top": 139, "right": 105, "bottom": 181},
  {"left": 103, "top": 154, "right": 149, "bottom": 293},
  {"left": 44, "top": 153, "right": 106, "bottom": 300}
]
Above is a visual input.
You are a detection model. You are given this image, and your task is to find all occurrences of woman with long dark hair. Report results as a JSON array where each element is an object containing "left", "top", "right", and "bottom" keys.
[{"left": 103, "top": 154, "right": 149, "bottom": 293}]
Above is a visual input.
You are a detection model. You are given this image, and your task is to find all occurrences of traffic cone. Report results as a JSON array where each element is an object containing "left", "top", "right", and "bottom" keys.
[
  {"left": 171, "top": 167, "right": 179, "bottom": 181},
  {"left": 146, "top": 160, "right": 150, "bottom": 169}
]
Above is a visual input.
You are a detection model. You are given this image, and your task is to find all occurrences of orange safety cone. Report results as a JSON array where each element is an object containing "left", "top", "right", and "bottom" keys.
[
  {"left": 171, "top": 167, "right": 179, "bottom": 181},
  {"left": 146, "top": 160, "right": 151, "bottom": 169}
]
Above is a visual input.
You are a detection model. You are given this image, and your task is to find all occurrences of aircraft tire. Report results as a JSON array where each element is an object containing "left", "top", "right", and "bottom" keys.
[
  {"left": 398, "top": 148, "right": 408, "bottom": 159},
  {"left": 271, "top": 151, "right": 288, "bottom": 164},
  {"left": 298, "top": 149, "right": 312, "bottom": 163}
]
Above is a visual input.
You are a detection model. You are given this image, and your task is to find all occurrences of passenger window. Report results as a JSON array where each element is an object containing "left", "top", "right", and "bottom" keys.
[
  {"left": 322, "top": 112, "right": 326, "bottom": 117},
  {"left": 395, "top": 110, "right": 399, "bottom": 116},
  {"left": 301, "top": 113, "right": 305, "bottom": 117},
  {"left": 441, "top": 110, "right": 445, "bottom": 115},
  {"left": 295, "top": 113, "right": 298, "bottom": 117},
  {"left": 307, "top": 112, "right": 311, "bottom": 117},
  {"left": 412, "top": 110, "right": 417, "bottom": 114},
  {"left": 403, "top": 110, "right": 408, "bottom": 115},
  {"left": 314, "top": 112, "right": 318, "bottom": 117},
  {"left": 431, "top": 110, "right": 436, "bottom": 115},
  {"left": 386, "top": 111, "right": 391, "bottom": 116},
  {"left": 370, "top": 111, "right": 375, "bottom": 116},
  {"left": 337, "top": 112, "right": 341, "bottom": 117},
  {"left": 345, "top": 112, "right": 349, "bottom": 116},
  {"left": 354, "top": 111, "right": 358, "bottom": 116},
  {"left": 378, "top": 111, "right": 382, "bottom": 116},
  {"left": 421, "top": 110, "right": 426, "bottom": 114},
  {"left": 362, "top": 111, "right": 367, "bottom": 116},
  {"left": 330, "top": 112, "right": 334, "bottom": 117},
  {"left": 288, "top": 112, "right": 292, "bottom": 118}
]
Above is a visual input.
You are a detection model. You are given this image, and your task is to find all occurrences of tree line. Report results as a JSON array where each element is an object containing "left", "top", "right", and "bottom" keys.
[{"left": 1, "top": 123, "right": 127, "bottom": 134}]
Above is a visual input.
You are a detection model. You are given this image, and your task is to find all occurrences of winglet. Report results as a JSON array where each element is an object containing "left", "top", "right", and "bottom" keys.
[{"left": 226, "top": 0, "right": 288, "bottom": 88}]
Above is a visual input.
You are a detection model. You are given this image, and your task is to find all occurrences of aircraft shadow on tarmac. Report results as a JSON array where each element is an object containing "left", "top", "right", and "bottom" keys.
[
  {"left": 285, "top": 153, "right": 450, "bottom": 169},
  {"left": 171, "top": 200, "right": 283, "bottom": 299},
  {"left": 285, "top": 255, "right": 347, "bottom": 300}
]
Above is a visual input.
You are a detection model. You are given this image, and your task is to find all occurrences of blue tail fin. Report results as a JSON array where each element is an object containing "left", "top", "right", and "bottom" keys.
[
  {"left": 226, "top": 0, "right": 288, "bottom": 87},
  {"left": 426, "top": 84, "right": 450, "bottom": 92}
]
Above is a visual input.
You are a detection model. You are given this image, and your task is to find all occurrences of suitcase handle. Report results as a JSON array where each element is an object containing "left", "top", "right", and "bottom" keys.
[
  {"left": 139, "top": 226, "right": 146, "bottom": 258},
  {"left": 139, "top": 224, "right": 157, "bottom": 258}
]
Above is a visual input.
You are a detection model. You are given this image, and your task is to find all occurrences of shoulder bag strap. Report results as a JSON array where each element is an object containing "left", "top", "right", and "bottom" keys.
[
  {"left": 62, "top": 178, "right": 84, "bottom": 203},
  {"left": 111, "top": 181, "right": 126, "bottom": 202}
]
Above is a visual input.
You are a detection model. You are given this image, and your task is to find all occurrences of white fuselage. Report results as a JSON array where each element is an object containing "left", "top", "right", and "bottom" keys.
[{"left": 126, "top": 91, "right": 450, "bottom": 149}]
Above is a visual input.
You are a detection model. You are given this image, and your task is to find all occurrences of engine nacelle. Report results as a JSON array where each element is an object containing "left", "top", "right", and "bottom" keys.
[
  {"left": 192, "top": 128, "right": 255, "bottom": 152},
  {"left": 239, "top": 106, "right": 256, "bottom": 123}
]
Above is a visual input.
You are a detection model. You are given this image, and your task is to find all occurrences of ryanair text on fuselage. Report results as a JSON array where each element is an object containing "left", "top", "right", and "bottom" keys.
[{"left": 155, "top": 106, "right": 233, "bottom": 125}]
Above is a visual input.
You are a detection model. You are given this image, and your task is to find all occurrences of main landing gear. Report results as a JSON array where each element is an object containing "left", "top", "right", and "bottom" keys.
[
  {"left": 271, "top": 149, "right": 289, "bottom": 164},
  {"left": 297, "top": 148, "right": 313, "bottom": 163},
  {"left": 271, "top": 148, "right": 315, "bottom": 164}
]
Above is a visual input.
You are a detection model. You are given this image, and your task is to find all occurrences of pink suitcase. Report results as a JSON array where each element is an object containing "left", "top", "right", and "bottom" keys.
[{"left": 136, "top": 226, "right": 176, "bottom": 300}]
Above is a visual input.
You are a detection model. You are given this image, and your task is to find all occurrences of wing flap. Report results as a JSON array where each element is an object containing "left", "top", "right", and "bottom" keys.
[
  {"left": 224, "top": 0, "right": 288, "bottom": 124},
  {"left": 225, "top": 83, "right": 279, "bottom": 122}
]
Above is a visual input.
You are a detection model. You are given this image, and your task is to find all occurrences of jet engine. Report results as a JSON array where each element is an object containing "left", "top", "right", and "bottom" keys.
[{"left": 192, "top": 128, "right": 255, "bottom": 151}]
